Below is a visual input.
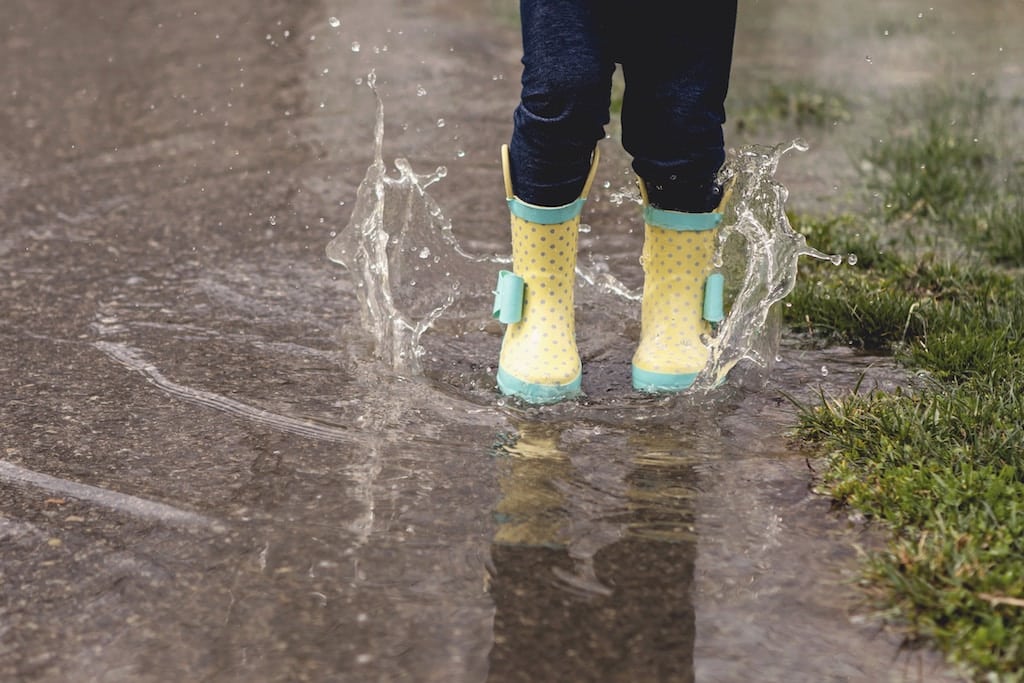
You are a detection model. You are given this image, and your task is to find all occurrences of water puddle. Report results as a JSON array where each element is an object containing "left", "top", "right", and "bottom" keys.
[{"left": 317, "top": 70, "right": 958, "bottom": 681}]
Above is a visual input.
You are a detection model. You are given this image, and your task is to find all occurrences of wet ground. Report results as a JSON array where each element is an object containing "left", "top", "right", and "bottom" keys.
[{"left": 3, "top": 0, "right": 1022, "bottom": 681}]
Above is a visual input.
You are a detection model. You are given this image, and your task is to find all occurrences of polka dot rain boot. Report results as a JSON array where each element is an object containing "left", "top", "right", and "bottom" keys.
[
  {"left": 492, "top": 144, "right": 600, "bottom": 404},
  {"left": 631, "top": 180, "right": 729, "bottom": 393}
]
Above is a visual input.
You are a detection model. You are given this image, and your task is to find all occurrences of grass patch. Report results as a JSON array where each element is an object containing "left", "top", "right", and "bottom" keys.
[
  {"left": 863, "top": 85, "right": 996, "bottom": 226},
  {"left": 976, "top": 182, "right": 1024, "bottom": 265},
  {"left": 732, "top": 81, "right": 852, "bottom": 132},
  {"left": 786, "top": 84, "right": 1024, "bottom": 678},
  {"left": 796, "top": 370, "right": 1024, "bottom": 677}
]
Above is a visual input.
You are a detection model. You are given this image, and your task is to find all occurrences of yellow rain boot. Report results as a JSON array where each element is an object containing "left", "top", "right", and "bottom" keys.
[
  {"left": 632, "top": 180, "right": 729, "bottom": 393},
  {"left": 493, "top": 144, "right": 600, "bottom": 404}
]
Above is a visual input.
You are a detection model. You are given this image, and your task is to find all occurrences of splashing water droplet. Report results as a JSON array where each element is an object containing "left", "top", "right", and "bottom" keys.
[
  {"left": 351, "top": 41, "right": 361, "bottom": 52},
  {"left": 325, "top": 73, "right": 492, "bottom": 374},
  {"left": 416, "top": 85, "right": 427, "bottom": 97},
  {"left": 820, "top": 366, "right": 829, "bottom": 377},
  {"left": 436, "top": 118, "right": 445, "bottom": 128},
  {"left": 268, "top": 215, "right": 277, "bottom": 226},
  {"left": 830, "top": 254, "right": 843, "bottom": 266},
  {"left": 328, "top": 16, "right": 340, "bottom": 28},
  {"left": 847, "top": 253, "right": 858, "bottom": 266}
]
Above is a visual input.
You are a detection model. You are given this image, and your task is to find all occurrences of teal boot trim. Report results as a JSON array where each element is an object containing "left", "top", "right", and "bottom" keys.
[
  {"left": 631, "top": 366, "right": 699, "bottom": 393},
  {"left": 497, "top": 366, "right": 582, "bottom": 405}
]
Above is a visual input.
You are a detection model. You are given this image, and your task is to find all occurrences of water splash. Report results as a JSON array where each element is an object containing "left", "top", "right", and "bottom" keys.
[
  {"left": 326, "top": 71, "right": 474, "bottom": 374},
  {"left": 691, "top": 139, "right": 836, "bottom": 391}
]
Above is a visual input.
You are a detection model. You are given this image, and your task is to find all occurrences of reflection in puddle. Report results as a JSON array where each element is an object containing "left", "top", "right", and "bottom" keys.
[{"left": 489, "top": 423, "right": 697, "bottom": 682}]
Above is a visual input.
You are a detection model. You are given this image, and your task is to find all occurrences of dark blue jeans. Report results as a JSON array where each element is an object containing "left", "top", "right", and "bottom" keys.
[{"left": 509, "top": 0, "right": 737, "bottom": 213}]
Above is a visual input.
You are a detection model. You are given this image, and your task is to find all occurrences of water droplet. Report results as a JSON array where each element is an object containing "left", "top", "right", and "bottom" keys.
[
  {"left": 829, "top": 254, "right": 843, "bottom": 266},
  {"left": 328, "top": 16, "right": 340, "bottom": 28},
  {"left": 865, "top": 55, "right": 872, "bottom": 64},
  {"left": 820, "top": 366, "right": 829, "bottom": 376},
  {"left": 455, "top": 150, "right": 465, "bottom": 158},
  {"left": 418, "top": 247, "right": 431, "bottom": 259},
  {"left": 351, "top": 41, "right": 361, "bottom": 52},
  {"left": 847, "top": 253, "right": 858, "bottom": 266},
  {"left": 268, "top": 215, "right": 277, "bottom": 226},
  {"left": 416, "top": 85, "right": 427, "bottom": 97}
]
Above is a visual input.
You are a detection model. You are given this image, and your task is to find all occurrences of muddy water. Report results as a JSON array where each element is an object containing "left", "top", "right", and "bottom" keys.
[{"left": 3, "top": 0, "right": 1021, "bottom": 680}]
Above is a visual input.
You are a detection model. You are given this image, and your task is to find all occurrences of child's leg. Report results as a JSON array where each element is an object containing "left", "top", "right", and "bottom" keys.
[
  {"left": 509, "top": 0, "right": 615, "bottom": 207},
  {"left": 621, "top": 3, "right": 738, "bottom": 392},
  {"left": 494, "top": 0, "right": 614, "bottom": 403},
  {"left": 620, "top": 2, "right": 737, "bottom": 213}
]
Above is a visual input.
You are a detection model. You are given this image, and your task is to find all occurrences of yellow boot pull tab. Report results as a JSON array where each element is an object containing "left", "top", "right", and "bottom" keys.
[
  {"left": 501, "top": 144, "right": 514, "bottom": 201},
  {"left": 501, "top": 144, "right": 601, "bottom": 203}
]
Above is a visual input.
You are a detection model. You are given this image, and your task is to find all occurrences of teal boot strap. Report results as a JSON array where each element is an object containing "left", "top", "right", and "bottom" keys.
[
  {"left": 493, "top": 270, "right": 524, "bottom": 324},
  {"left": 703, "top": 273, "right": 725, "bottom": 324}
]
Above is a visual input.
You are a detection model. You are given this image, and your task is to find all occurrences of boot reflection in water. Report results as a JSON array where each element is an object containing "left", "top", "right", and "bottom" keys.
[
  {"left": 487, "top": 424, "right": 697, "bottom": 683},
  {"left": 493, "top": 0, "right": 738, "bottom": 402}
]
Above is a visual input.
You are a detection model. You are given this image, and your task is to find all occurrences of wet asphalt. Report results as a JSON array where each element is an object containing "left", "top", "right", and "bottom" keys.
[{"left": 5, "top": 0, "right": 1011, "bottom": 681}]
